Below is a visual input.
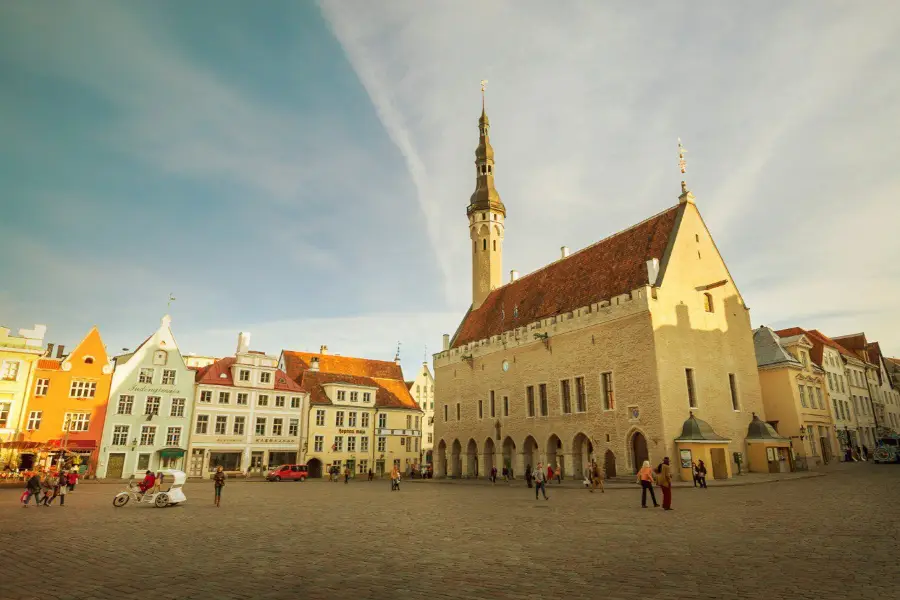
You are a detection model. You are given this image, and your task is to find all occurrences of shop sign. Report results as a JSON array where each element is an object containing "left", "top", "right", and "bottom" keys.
[
  {"left": 338, "top": 428, "right": 367, "bottom": 435},
  {"left": 213, "top": 437, "right": 244, "bottom": 444},
  {"left": 254, "top": 437, "right": 294, "bottom": 444},
  {"left": 128, "top": 383, "right": 182, "bottom": 395},
  {"left": 375, "top": 428, "right": 419, "bottom": 437}
]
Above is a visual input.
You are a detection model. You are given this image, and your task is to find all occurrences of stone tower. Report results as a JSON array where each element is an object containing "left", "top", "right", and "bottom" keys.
[{"left": 467, "top": 91, "right": 506, "bottom": 309}]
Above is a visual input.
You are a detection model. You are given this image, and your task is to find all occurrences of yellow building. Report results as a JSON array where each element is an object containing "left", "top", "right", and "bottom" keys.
[
  {"left": 433, "top": 99, "right": 767, "bottom": 482},
  {"left": 753, "top": 327, "right": 835, "bottom": 469},
  {"left": 280, "top": 347, "right": 423, "bottom": 478},
  {"left": 0, "top": 324, "right": 46, "bottom": 465}
]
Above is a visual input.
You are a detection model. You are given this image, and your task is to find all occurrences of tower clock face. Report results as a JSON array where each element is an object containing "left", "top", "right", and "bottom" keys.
[{"left": 502, "top": 360, "right": 510, "bottom": 372}]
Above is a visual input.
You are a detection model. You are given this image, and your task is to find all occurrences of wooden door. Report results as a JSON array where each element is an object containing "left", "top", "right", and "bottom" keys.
[
  {"left": 106, "top": 453, "right": 125, "bottom": 479},
  {"left": 710, "top": 448, "right": 728, "bottom": 479},
  {"left": 631, "top": 433, "right": 648, "bottom": 473},
  {"left": 189, "top": 449, "right": 204, "bottom": 477},
  {"left": 604, "top": 449, "right": 617, "bottom": 478}
]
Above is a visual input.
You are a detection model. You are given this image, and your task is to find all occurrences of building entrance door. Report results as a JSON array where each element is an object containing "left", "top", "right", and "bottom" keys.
[
  {"left": 710, "top": 448, "right": 728, "bottom": 479},
  {"left": 820, "top": 437, "right": 830, "bottom": 464},
  {"left": 631, "top": 432, "right": 648, "bottom": 473},
  {"left": 189, "top": 450, "right": 204, "bottom": 477},
  {"left": 107, "top": 453, "right": 125, "bottom": 479}
]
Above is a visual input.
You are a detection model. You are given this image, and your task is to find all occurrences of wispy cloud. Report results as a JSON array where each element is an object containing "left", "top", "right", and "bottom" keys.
[{"left": 321, "top": 1, "right": 900, "bottom": 354}]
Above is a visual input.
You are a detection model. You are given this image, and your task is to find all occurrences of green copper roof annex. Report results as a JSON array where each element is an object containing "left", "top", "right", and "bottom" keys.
[{"left": 675, "top": 412, "right": 731, "bottom": 442}]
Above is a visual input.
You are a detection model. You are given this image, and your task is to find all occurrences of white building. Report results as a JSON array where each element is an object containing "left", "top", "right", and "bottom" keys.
[
  {"left": 407, "top": 362, "right": 435, "bottom": 465},
  {"left": 187, "top": 333, "right": 307, "bottom": 477},
  {"left": 96, "top": 315, "right": 195, "bottom": 478}
]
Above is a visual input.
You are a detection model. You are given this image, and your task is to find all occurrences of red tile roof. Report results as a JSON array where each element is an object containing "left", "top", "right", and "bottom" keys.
[
  {"left": 281, "top": 351, "right": 420, "bottom": 410},
  {"left": 37, "top": 359, "right": 62, "bottom": 370},
  {"left": 831, "top": 333, "right": 877, "bottom": 365},
  {"left": 194, "top": 356, "right": 303, "bottom": 392},
  {"left": 774, "top": 327, "right": 857, "bottom": 367},
  {"left": 451, "top": 204, "right": 682, "bottom": 348}
]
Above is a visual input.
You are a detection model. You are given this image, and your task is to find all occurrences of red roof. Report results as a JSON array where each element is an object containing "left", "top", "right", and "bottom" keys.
[
  {"left": 282, "top": 351, "right": 420, "bottom": 410},
  {"left": 775, "top": 327, "right": 857, "bottom": 367},
  {"left": 451, "top": 204, "right": 682, "bottom": 348},
  {"left": 832, "top": 333, "right": 877, "bottom": 366},
  {"left": 194, "top": 356, "right": 303, "bottom": 392},
  {"left": 37, "top": 359, "right": 62, "bottom": 370}
]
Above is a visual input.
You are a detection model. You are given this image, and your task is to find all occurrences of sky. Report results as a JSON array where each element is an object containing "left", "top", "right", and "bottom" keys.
[{"left": 1, "top": 1, "right": 899, "bottom": 376}]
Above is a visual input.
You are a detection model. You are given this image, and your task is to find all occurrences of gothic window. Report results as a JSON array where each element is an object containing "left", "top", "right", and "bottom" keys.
[
  {"left": 483, "top": 239, "right": 487, "bottom": 251},
  {"left": 488, "top": 165, "right": 492, "bottom": 173},
  {"left": 481, "top": 213, "right": 485, "bottom": 220},
  {"left": 493, "top": 240, "right": 497, "bottom": 251}
]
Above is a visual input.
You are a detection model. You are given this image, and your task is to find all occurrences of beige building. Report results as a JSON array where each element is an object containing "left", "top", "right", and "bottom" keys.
[
  {"left": 280, "top": 348, "right": 423, "bottom": 478},
  {"left": 433, "top": 100, "right": 769, "bottom": 483},
  {"left": 407, "top": 362, "right": 435, "bottom": 465},
  {"left": 187, "top": 333, "right": 307, "bottom": 477},
  {"left": 833, "top": 333, "right": 881, "bottom": 448},
  {"left": 753, "top": 327, "right": 836, "bottom": 468},
  {"left": 0, "top": 324, "right": 46, "bottom": 463}
]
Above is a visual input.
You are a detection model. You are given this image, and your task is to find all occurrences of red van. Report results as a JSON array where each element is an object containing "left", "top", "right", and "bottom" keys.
[{"left": 266, "top": 464, "right": 309, "bottom": 482}]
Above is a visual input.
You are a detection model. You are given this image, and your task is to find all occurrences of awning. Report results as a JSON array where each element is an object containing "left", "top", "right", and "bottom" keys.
[
  {"left": 0, "top": 441, "right": 45, "bottom": 450},
  {"left": 46, "top": 439, "right": 97, "bottom": 450},
  {"left": 158, "top": 448, "right": 186, "bottom": 458}
]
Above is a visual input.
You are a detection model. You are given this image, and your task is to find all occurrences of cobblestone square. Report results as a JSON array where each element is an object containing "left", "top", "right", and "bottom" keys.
[{"left": 1, "top": 466, "right": 898, "bottom": 600}]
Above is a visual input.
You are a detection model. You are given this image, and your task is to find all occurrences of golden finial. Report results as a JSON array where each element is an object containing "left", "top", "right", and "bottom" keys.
[{"left": 481, "top": 79, "right": 488, "bottom": 109}]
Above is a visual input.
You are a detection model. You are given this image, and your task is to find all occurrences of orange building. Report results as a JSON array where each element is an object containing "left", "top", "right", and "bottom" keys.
[{"left": 21, "top": 327, "right": 113, "bottom": 475}]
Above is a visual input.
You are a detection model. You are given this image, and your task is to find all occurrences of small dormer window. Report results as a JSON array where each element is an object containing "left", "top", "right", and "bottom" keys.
[
  {"left": 153, "top": 350, "right": 167, "bottom": 366},
  {"left": 84, "top": 356, "right": 94, "bottom": 364},
  {"left": 239, "top": 370, "right": 250, "bottom": 382},
  {"left": 703, "top": 293, "right": 714, "bottom": 313}
]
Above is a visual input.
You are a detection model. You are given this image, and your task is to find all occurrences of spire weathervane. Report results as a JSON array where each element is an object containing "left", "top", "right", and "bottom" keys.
[
  {"left": 481, "top": 79, "right": 488, "bottom": 110},
  {"left": 167, "top": 293, "right": 176, "bottom": 309},
  {"left": 678, "top": 138, "right": 688, "bottom": 194}
]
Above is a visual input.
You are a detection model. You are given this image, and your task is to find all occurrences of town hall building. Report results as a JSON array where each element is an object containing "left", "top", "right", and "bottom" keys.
[{"left": 432, "top": 95, "right": 780, "bottom": 482}]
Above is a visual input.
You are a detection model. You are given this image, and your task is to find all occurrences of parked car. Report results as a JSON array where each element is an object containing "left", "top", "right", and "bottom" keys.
[{"left": 267, "top": 464, "right": 308, "bottom": 481}]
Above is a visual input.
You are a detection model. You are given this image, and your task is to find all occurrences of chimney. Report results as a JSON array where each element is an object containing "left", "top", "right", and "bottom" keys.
[
  {"left": 46, "top": 343, "right": 55, "bottom": 358},
  {"left": 561, "top": 246, "right": 570, "bottom": 259},
  {"left": 56, "top": 345, "right": 65, "bottom": 359},
  {"left": 646, "top": 258, "right": 660, "bottom": 286},
  {"left": 319, "top": 345, "right": 328, "bottom": 355},
  {"left": 310, "top": 356, "right": 320, "bottom": 371},
  {"left": 237, "top": 332, "right": 251, "bottom": 354},
  {"left": 442, "top": 334, "right": 450, "bottom": 351},
  {"left": 510, "top": 270, "right": 519, "bottom": 283}
]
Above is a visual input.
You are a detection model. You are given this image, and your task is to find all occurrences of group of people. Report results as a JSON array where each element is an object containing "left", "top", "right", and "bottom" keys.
[
  {"left": 636, "top": 457, "right": 675, "bottom": 510},
  {"left": 21, "top": 467, "right": 79, "bottom": 507}
]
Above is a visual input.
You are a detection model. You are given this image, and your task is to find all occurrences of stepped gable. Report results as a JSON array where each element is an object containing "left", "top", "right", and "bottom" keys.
[
  {"left": 451, "top": 204, "right": 683, "bottom": 348},
  {"left": 282, "top": 351, "right": 420, "bottom": 410}
]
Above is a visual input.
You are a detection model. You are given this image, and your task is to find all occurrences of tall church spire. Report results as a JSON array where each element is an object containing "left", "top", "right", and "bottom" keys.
[{"left": 468, "top": 81, "right": 505, "bottom": 309}]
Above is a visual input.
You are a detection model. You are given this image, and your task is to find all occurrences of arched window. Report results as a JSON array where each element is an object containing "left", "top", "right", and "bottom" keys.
[
  {"left": 483, "top": 239, "right": 487, "bottom": 251},
  {"left": 481, "top": 165, "right": 486, "bottom": 175},
  {"left": 84, "top": 357, "right": 94, "bottom": 364},
  {"left": 703, "top": 293, "right": 714, "bottom": 313},
  {"left": 487, "top": 165, "right": 492, "bottom": 173}
]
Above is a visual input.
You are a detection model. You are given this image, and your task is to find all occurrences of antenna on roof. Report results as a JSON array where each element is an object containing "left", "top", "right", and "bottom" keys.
[{"left": 394, "top": 341, "right": 402, "bottom": 365}]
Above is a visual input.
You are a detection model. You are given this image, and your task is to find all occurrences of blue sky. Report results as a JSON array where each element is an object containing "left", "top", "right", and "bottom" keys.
[{"left": 2, "top": 1, "right": 899, "bottom": 373}]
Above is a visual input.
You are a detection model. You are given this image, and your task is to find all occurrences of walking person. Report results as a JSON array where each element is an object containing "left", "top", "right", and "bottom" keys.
[
  {"left": 555, "top": 464, "right": 562, "bottom": 484},
  {"left": 546, "top": 464, "right": 554, "bottom": 485},
  {"left": 691, "top": 461, "right": 699, "bottom": 487},
  {"left": 213, "top": 465, "right": 225, "bottom": 507},
  {"left": 66, "top": 468, "right": 78, "bottom": 492},
  {"left": 367, "top": 468, "right": 374, "bottom": 481},
  {"left": 45, "top": 470, "right": 62, "bottom": 506},
  {"left": 658, "top": 457, "right": 674, "bottom": 510},
  {"left": 22, "top": 471, "right": 42, "bottom": 508},
  {"left": 590, "top": 461, "right": 604, "bottom": 493},
  {"left": 390, "top": 464, "right": 401, "bottom": 491},
  {"left": 696, "top": 460, "right": 708, "bottom": 489},
  {"left": 525, "top": 464, "right": 533, "bottom": 488},
  {"left": 636, "top": 460, "right": 659, "bottom": 508},
  {"left": 501, "top": 465, "right": 509, "bottom": 483},
  {"left": 344, "top": 467, "right": 351, "bottom": 484},
  {"left": 533, "top": 462, "right": 549, "bottom": 500},
  {"left": 39, "top": 470, "right": 55, "bottom": 506},
  {"left": 490, "top": 466, "right": 497, "bottom": 484},
  {"left": 56, "top": 470, "right": 68, "bottom": 506}
]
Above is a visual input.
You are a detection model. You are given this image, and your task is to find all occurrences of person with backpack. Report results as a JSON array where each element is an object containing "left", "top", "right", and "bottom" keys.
[
  {"left": 658, "top": 457, "right": 674, "bottom": 510},
  {"left": 636, "top": 460, "right": 659, "bottom": 508}
]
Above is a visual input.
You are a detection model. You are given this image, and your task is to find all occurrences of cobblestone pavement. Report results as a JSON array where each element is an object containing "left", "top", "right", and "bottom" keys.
[{"left": 2, "top": 464, "right": 898, "bottom": 600}]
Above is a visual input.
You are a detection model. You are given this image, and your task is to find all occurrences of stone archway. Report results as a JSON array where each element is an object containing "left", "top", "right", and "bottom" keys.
[
  {"left": 546, "top": 434, "right": 564, "bottom": 479},
  {"left": 523, "top": 435, "right": 539, "bottom": 472},
  {"left": 483, "top": 438, "right": 496, "bottom": 478},
  {"left": 604, "top": 449, "right": 617, "bottom": 478},
  {"left": 572, "top": 432, "right": 593, "bottom": 480},
  {"left": 631, "top": 431, "right": 649, "bottom": 474},
  {"left": 436, "top": 440, "right": 447, "bottom": 478},
  {"left": 451, "top": 439, "right": 462, "bottom": 478},
  {"left": 502, "top": 437, "right": 516, "bottom": 476},
  {"left": 466, "top": 439, "right": 479, "bottom": 477}
]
